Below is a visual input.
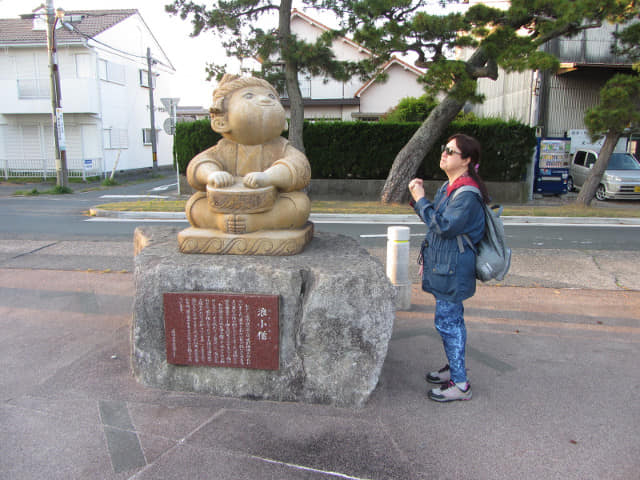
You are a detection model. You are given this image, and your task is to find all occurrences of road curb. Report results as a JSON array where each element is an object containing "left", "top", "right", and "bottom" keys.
[{"left": 88, "top": 208, "right": 640, "bottom": 225}]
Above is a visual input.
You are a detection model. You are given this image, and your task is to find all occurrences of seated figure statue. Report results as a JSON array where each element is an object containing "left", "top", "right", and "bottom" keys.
[{"left": 178, "top": 74, "right": 313, "bottom": 255}]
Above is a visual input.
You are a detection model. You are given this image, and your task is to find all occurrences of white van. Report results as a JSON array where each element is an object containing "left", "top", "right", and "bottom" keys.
[{"left": 568, "top": 149, "right": 640, "bottom": 200}]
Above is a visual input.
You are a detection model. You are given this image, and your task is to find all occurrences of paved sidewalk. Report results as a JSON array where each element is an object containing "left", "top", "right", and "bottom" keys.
[
  {"left": 1, "top": 235, "right": 639, "bottom": 290},
  {"left": 0, "top": 268, "right": 638, "bottom": 479}
]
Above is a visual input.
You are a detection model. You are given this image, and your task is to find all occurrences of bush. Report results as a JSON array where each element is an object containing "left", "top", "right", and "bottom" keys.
[
  {"left": 380, "top": 95, "right": 438, "bottom": 122},
  {"left": 418, "top": 118, "right": 537, "bottom": 182},
  {"left": 174, "top": 118, "right": 536, "bottom": 182},
  {"left": 174, "top": 119, "right": 221, "bottom": 174}
]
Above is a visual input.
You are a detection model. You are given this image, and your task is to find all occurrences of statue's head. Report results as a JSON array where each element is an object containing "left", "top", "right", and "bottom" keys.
[{"left": 209, "top": 74, "right": 287, "bottom": 145}]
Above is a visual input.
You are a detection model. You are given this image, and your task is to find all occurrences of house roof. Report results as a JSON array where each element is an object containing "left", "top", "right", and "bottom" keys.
[
  {"left": 291, "top": 9, "right": 372, "bottom": 56},
  {"left": 291, "top": 10, "right": 424, "bottom": 99},
  {"left": 354, "top": 56, "right": 424, "bottom": 98},
  {"left": 0, "top": 9, "right": 138, "bottom": 46}
]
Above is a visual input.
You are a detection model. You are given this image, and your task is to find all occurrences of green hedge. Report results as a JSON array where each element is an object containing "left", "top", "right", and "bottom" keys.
[
  {"left": 174, "top": 120, "right": 221, "bottom": 174},
  {"left": 174, "top": 118, "right": 536, "bottom": 182}
]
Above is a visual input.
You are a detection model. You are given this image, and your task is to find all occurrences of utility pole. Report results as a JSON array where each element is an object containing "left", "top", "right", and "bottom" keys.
[
  {"left": 46, "top": 0, "right": 68, "bottom": 188},
  {"left": 146, "top": 47, "right": 158, "bottom": 172}
]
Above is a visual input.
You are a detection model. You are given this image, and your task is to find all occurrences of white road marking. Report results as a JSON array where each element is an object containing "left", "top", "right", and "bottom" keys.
[
  {"left": 251, "top": 456, "right": 372, "bottom": 480},
  {"left": 85, "top": 217, "right": 187, "bottom": 223},
  {"left": 99, "top": 194, "right": 170, "bottom": 199},
  {"left": 360, "top": 233, "right": 425, "bottom": 238},
  {"left": 151, "top": 183, "right": 177, "bottom": 191}
]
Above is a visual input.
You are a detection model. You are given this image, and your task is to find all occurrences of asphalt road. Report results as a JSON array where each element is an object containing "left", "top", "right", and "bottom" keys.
[{"left": 1, "top": 178, "right": 640, "bottom": 253}]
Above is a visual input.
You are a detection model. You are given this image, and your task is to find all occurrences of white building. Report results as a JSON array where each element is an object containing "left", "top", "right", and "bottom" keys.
[
  {"left": 280, "top": 9, "right": 427, "bottom": 121},
  {"left": 0, "top": 7, "right": 176, "bottom": 179}
]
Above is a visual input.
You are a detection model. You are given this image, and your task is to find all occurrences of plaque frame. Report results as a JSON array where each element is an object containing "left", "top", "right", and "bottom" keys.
[{"left": 163, "top": 292, "right": 279, "bottom": 370}]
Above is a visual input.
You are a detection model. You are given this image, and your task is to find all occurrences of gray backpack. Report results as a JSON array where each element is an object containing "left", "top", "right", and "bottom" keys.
[{"left": 451, "top": 186, "right": 512, "bottom": 282}]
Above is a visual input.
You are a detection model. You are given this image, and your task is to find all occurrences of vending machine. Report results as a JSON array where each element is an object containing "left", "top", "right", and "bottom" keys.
[{"left": 534, "top": 137, "right": 570, "bottom": 195}]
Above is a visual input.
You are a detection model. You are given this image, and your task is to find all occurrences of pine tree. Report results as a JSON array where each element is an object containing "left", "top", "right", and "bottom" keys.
[
  {"left": 166, "top": 0, "right": 361, "bottom": 152},
  {"left": 576, "top": 21, "right": 640, "bottom": 206},
  {"left": 327, "top": 0, "right": 640, "bottom": 202}
]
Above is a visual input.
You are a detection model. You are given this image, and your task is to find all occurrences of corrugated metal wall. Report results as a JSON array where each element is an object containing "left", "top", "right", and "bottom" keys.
[
  {"left": 472, "top": 69, "right": 533, "bottom": 124},
  {"left": 541, "top": 72, "right": 605, "bottom": 137},
  {"left": 542, "top": 22, "right": 630, "bottom": 65},
  {"left": 471, "top": 21, "right": 636, "bottom": 137}
]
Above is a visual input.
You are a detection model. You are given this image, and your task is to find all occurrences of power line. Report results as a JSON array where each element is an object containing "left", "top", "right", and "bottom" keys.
[
  {"left": 63, "top": 20, "right": 174, "bottom": 70},
  {"left": 62, "top": 21, "right": 147, "bottom": 61}
]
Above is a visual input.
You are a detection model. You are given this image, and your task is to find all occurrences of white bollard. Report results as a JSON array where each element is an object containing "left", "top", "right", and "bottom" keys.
[{"left": 386, "top": 226, "right": 411, "bottom": 311}]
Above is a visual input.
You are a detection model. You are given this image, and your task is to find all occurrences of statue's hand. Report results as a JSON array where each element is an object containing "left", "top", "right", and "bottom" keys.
[
  {"left": 243, "top": 171, "right": 269, "bottom": 189},
  {"left": 207, "top": 171, "right": 234, "bottom": 188}
]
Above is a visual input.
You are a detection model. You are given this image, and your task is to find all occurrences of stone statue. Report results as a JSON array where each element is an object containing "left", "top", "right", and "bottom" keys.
[{"left": 178, "top": 75, "right": 313, "bottom": 255}]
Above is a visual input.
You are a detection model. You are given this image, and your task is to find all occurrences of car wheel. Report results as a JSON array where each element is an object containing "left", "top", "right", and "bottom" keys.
[
  {"left": 567, "top": 177, "right": 574, "bottom": 192},
  {"left": 595, "top": 184, "right": 607, "bottom": 201}
]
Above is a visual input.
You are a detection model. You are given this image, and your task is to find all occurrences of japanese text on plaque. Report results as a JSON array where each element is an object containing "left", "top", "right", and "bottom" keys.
[{"left": 163, "top": 292, "right": 279, "bottom": 370}]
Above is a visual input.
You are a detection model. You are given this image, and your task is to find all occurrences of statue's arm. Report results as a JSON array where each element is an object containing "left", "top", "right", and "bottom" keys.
[
  {"left": 242, "top": 139, "right": 311, "bottom": 191},
  {"left": 187, "top": 146, "right": 232, "bottom": 191},
  {"left": 268, "top": 143, "right": 311, "bottom": 192}
]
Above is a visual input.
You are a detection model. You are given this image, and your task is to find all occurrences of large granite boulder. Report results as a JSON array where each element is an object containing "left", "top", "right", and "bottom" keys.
[{"left": 132, "top": 226, "right": 396, "bottom": 408}]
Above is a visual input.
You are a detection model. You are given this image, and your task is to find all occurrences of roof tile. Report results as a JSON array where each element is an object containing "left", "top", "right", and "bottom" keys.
[{"left": 0, "top": 9, "right": 138, "bottom": 45}]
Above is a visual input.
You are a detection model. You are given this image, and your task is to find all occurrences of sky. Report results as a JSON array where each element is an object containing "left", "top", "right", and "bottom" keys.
[
  {"left": 0, "top": 0, "right": 467, "bottom": 107},
  {"left": 0, "top": 0, "right": 235, "bottom": 107}
]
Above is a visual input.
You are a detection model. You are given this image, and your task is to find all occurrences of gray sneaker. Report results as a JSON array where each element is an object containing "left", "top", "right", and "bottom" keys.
[
  {"left": 428, "top": 381, "right": 472, "bottom": 402},
  {"left": 426, "top": 364, "right": 450, "bottom": 384}
]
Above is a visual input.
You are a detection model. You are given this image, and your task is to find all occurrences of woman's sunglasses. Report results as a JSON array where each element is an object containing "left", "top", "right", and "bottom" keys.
[{"left": 441, "top": 146, "right": 462, "bottom": 156}]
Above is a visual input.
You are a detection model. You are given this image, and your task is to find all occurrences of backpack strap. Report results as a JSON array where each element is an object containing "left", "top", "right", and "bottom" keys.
[
  {"left": 457, "top": 233, "right": 476, "bottom": 253},
  {"left": 450, "top": 185, "right": 482, "bottom": 254},
  {"left": 450, "top": 185, "right": 481, "bottom": 200}
]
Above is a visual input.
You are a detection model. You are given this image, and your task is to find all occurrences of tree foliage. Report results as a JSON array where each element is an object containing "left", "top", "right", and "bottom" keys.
[
  {"left": 381, "top": 94, "right": 476, "bottom": 123},
  {"left": 380, "top": 95, "right": 438, "bottom": 122},
  {"left": 165, "top": 0, "right": 367, "bottom": 152},
  {"left": 322, "top": 0, "right": 640, "bottom": 202},
  {"left": 584, "top": 74, "right": 640, "bottom": 137},
  {"left": 576, "top": 19, "right": 640, "bottom": 206}
]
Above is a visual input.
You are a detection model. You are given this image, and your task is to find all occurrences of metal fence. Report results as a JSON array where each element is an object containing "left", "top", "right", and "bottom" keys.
[{"left": 1, "top": 156, "right": 103, "bottom": 180}]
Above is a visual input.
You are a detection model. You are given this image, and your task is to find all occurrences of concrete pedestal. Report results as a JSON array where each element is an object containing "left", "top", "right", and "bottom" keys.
[{"left": 132, "top": 226, "right": 396, "bottom": 408}]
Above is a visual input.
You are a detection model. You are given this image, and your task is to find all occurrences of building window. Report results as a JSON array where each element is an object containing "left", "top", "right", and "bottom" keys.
[
  {"left": 75, "top": 54, "right": 92, "bottom": 79},
  {"left": 142, "top": 128, "right": 159, "bottom": 145},
  {"left": 139, "top": 69, "right": 156, "bottom": 88},
  {"left": 16, "top": 51, "right": 49, "bottom": 98},
  {"left": 103, "top": 128, "right": 129, "bottom": 149},
  {"left": 299, "top": 74, "right": 311, "bottom": 98},
  {"left": 98, "top": 59, "right": 125, "bottom": 85}
]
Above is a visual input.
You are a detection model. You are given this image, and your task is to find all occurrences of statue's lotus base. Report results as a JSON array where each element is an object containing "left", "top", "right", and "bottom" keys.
[{"left": 177, "top": 222, "right": 314, "bottom": 256}]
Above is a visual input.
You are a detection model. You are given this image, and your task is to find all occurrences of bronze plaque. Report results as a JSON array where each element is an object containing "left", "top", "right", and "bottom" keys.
[{"left": 163, "top": 292, "right": 279, "bottom": 370}]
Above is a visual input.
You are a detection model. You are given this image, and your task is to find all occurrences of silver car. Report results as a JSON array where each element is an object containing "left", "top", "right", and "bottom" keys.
[{"left": 568, "top": 149, "right": 640, "bottom": 200}]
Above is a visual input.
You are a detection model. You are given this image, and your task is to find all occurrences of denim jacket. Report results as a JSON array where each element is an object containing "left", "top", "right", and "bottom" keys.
[{"left": 413, "top": 182, "right": 485, "bottom": 302}]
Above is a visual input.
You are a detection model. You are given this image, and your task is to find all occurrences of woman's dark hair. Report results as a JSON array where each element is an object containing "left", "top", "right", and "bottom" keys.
[{"left": 448, "top": 133, "right": 491, "bottom": 204}]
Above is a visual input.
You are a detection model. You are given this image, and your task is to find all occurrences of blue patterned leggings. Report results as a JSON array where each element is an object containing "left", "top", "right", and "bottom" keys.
[{"left": 434, "top": 299, "right": 467, "bottom": 384}]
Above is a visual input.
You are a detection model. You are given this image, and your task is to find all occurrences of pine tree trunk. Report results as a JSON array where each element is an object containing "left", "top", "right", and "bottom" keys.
[
  {"left": 574, "top": 132, "right": 620, "bottom": 206},
  {"left": 380, "top": 96, "right": 465, "bottom": 203},
  {"left": 279, "top": 0, "right": 305, "bottom": 153},
  {"left": 380, "top": 47, "right": 492, "bottom": 204}
]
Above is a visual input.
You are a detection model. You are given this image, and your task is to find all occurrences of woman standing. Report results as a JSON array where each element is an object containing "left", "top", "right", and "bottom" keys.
[{"left": 408, "top": 133, "right": 490, "bottom": 402}]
